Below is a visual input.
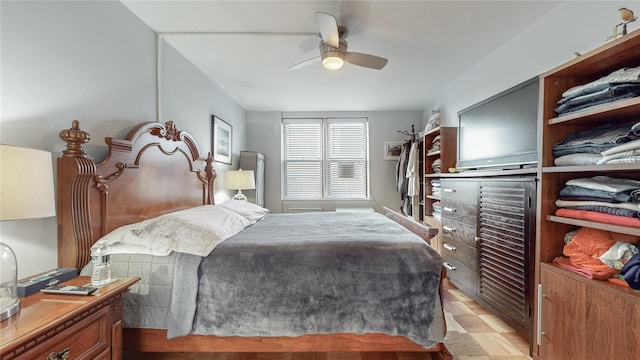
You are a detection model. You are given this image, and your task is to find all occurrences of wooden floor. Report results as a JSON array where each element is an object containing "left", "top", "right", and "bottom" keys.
[{"left": 123, "top": 279, "right": 532, "bottom": 360}]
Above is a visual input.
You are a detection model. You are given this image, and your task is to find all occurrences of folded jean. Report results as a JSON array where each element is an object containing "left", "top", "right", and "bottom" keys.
[
  {"left": 552, "top": 122, "right": 638, "bottom": 157},
  {"left": 562, "top": 66, "right": 640, "bottom": 98},
  {"left": 620, "top": 252, "right": 640, "bottom": 290},
  {"left": 557, "top": 82, "right": 640, "bottom": 107},
  {"left": 555, "top": 91, "right": 640, "bottom": 115}
]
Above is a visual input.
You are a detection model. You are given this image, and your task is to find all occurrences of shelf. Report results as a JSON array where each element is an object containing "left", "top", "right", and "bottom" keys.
[
  {"left": 548, "top": 97, "right": 640, "bottom": 125},
  {"left": 540, "top": 29, "right": 640, "bottom": 80},
  {"left": 546, "top": 215, "right": 640, "bottom": 236},
  {"left": 426, "top": 194, "right": 441, "bottom": 200},
  {"left": 426, "top": 150, "right": 441, "bottom": 157},
  {"left": 542, "top": 163, "right": 640, "bottom": 173},
  {"left": 423, "top": 126, "right": 441, "bottom": 136},
  {"left": 438, "top": 168, "right": 538, "bottom": 178}
]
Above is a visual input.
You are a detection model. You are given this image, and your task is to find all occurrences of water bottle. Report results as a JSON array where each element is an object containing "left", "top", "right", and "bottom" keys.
[{"left": 91, "top": 240, "right": 112, "bottom": 286}]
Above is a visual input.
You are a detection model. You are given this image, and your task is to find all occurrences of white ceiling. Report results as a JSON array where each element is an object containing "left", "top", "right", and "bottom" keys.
[{"left": 121, "top": 1, "right": 560, "bottom": 112}]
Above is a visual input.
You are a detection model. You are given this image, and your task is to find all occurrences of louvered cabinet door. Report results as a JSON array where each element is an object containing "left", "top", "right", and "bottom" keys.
[{"left": 477, "top": 178, "right": 536, "bottom": 332}]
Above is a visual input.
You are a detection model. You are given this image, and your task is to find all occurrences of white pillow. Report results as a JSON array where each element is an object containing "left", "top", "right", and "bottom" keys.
[
  {"left": 217, "top": 200, "right": 269, "bottom": 223},
  {"left": 97, "top": 223, "right": 172, "bottom": 256},
  {"left": 131, "top": 205, "right": 252, "bottom": 256}
]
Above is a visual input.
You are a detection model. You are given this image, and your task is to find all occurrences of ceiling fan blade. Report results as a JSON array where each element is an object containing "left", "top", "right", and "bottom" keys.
[
  {"left": 288, "top": 56, "right": 321, "bottom": 70},
  {"left": 316, "top": 12, "right": 339, "bottom": 48},
  {"left": 345, "top": 52, "right": 388, "bottom": 70}
]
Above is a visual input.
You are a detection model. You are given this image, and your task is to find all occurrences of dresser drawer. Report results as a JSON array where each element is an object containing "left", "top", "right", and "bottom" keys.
[
  {"left": 440, "top": 180, "right": 477, "bottom": 203},
  {"left": 440, "top": 198, "right": 477, "bottom": 225},
  {"left": 442, "top": 240, "right": 477, "bottom": 270},
  {"left": 442, "top": 256, "right": 477, "bottom": 294},
  {"left": 17, "top": 304, "right": 111, "bottom": 360},
  {"left": 441, "top": 218, "right": 477, "bottom": 249}
]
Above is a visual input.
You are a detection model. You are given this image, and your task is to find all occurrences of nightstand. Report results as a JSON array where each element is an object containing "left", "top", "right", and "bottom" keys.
[{"left": 0, "top": 276, "right": 139, "bottom": 360}]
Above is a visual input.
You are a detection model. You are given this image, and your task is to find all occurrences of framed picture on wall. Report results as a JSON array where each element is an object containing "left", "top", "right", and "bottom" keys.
[
  {"left": 212, "top": 115, "right": 232, "bottom": 164},
  {"left": 384, "top": 141, "right": 403, "bottom": 160}
]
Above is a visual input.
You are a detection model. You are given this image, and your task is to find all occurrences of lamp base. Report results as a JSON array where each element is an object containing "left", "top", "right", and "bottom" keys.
[
  {"left": 0, "top": 297, "right": 20, "bottom": 321},
  {"left": 232, "top": 192, "right": 248, "bottom": 201}
]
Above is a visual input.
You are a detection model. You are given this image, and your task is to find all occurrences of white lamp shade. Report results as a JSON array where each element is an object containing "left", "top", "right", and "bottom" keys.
[
  {"left": 225, "top": 169, "right": 256, "bottom": 190},
  {"left": 0, "top": 145, "right": 56, "bottom": 220}
]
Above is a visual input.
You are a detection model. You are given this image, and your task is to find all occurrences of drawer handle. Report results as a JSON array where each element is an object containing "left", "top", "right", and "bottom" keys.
[
  {"left": 443, "top": 243, "right": 457, "bottom": 252},
  {"left": 443, "top": 226, "right": 456, "bottom": 232},
  {"left": 443, "top": 207, "right": 456, "bottom": 213},
  {"left": 443, "top": 262, "right": 456, "bottom": 271},
  {"left": 47, "top": 348, "right": 70, "bottom": 360},
  {"left": 443, "top": 188, "right": 456, "bottom": 193}
]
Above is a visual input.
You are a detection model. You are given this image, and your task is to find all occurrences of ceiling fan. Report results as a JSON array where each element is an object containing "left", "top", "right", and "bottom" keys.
[{"left": 289, "top": 12, "right": 388, "bottom": 71}]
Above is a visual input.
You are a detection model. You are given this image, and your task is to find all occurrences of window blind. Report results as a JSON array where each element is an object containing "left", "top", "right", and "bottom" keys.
[
  {"left": 282, "top": 119, "right": 323, "bottom": 198},
  {"left": 282, "top": 117, "right": 368, "bottom": 200}
]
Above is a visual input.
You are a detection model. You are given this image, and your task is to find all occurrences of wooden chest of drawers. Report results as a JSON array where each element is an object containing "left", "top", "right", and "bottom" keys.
[
  {"left": 0, "top": 277, "right": 139, "bottom": 360},
  {"left": 439, "top": 176, "right": 536, "bottom": 335},
  {"left": 440, "top": 179, "right": 478, "bottom": 294}
]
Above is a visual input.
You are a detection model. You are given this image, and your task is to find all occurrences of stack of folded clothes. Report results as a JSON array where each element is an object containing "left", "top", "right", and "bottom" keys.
[
  {"left": 430, "top": 179, "right": 441, "bottom": 196},
  {"left": 427, "top": 135, "right": 441, "bottom": 155},
  {"left": 555, "top": 65, "right": 640, "bottom": 115},
  {"left": 552, "top": 121, "right": 640, "bottom": 166},
  {"left": 555, "top": 176, "right": 640, "bottom": 227},
  {"left": 553, "top": 227, "right": 639, "bottom": 288},
  {"left": 431, "top": 158, "right": 441, "bottom": 174},
  {"left": 597, "top": 126, "right": 640, "bottom": 164},
  {"left": 431, "top": 200, "right": 441, "bottom": 221}
]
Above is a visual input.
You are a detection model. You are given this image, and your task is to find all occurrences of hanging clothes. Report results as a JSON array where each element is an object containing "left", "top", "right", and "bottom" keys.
[
  {"left": 406, "top": 141, "right": 420, "bottom": 197},
  {"left": 395, "top": 140, "right": 415, "bottom": 216},
  {"left": 396, "top": 141, "right": 411, "bottom": 198}
]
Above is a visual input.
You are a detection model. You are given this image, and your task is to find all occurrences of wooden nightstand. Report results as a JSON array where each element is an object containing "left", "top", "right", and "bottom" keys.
[{"left": 0, "top": 276, "right": 139, "bottom": 360}]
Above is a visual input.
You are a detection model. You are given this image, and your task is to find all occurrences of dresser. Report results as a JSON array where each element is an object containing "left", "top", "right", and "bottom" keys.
[
  {"left": 440, "top": 177, "right": 536, "bottom": 335},
  {"left": 0, "top": 277, "right": 139, "bottom": 360}
]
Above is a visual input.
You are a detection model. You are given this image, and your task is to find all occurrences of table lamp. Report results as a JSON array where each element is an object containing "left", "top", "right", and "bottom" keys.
[
  {"left": 0, "top": 144, "right": 56, "bottom": 321},
  {"left": 226, "top": 169, "right": 255, "bottom": 201}
]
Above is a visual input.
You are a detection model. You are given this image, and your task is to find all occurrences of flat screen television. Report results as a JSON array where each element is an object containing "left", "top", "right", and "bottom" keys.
[{"left": 457, "top": 77, "right": 539, "bottom": 170}]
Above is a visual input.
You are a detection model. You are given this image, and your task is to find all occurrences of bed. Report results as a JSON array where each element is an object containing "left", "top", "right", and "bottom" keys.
[{"left": 56, "top": 120, "right": 451, "bottom": 358}]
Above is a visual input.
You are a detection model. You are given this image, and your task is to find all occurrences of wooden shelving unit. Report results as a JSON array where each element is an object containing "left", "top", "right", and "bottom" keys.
[
  {"left": 533, "top": 30, "right": 640, "bottom": 360},
  {"left": 422, "top": 126, "right": 457, "bottom": 253}
]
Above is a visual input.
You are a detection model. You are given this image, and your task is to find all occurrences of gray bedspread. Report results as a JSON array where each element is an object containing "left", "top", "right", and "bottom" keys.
[{"left": 84, "top": 211, "right": 445, "bottom": 349}]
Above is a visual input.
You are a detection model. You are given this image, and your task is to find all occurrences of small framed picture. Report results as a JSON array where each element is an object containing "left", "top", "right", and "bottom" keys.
[
  {"left": 212, "top": 115, "right": 232, "bottom": 164},
  {"left": 384, "top": 141, "right": 404, "bottom": 160}
]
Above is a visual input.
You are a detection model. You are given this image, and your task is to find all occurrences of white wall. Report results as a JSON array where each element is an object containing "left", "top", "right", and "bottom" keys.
[
  {"left": 247, "top": 110, "right": 421, "bottom": 213},
  {"left": 160, "top": 40, "right": 247, "bottom": 202},
  {"left": 0, "top": 1, "right": 246, "bottom": 278},
  {"left": 425, "top": 1, "right": 640, "bottom": 127}
]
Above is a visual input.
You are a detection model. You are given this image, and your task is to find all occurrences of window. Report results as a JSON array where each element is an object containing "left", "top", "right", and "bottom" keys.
[{"left": 282, "top": 117, "right": 368, "bottom": 199}]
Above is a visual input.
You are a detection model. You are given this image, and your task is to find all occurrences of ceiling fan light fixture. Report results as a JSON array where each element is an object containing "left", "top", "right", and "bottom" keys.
[
  {"left": 322, "top": 54, "right": 344, "bottom": 70},
  {"left": 320, "top": 41, "right": 347, "bottom": 70}
]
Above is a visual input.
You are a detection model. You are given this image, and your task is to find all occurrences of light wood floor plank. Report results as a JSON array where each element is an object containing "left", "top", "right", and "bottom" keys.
[
  {"left": 477, "top": 315, "right": 516, "bottom": 333},
  {"left": 468, "top": 334, "right": 524, "bottom": 357}
]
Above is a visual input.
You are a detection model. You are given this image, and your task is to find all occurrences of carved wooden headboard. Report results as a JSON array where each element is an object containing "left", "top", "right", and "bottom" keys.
[{"left": 57, "top": 120, "right": 216, "bottom": 271}]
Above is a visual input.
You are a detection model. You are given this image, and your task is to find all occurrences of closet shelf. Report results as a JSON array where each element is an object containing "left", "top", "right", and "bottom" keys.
[
  {"left": 542, "top": 163, "right": 640, "bottom": 173},
  {"left": 546, "top": 215, "right": 640, "bottom": 236},
  {"left": 547, "top": 97, "right": 640, "bottom": 125}
]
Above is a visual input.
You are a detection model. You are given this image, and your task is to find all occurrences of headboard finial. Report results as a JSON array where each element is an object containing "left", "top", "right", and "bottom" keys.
[{"left": 60, "top": 120, "right": 90, "bottom": 158}]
